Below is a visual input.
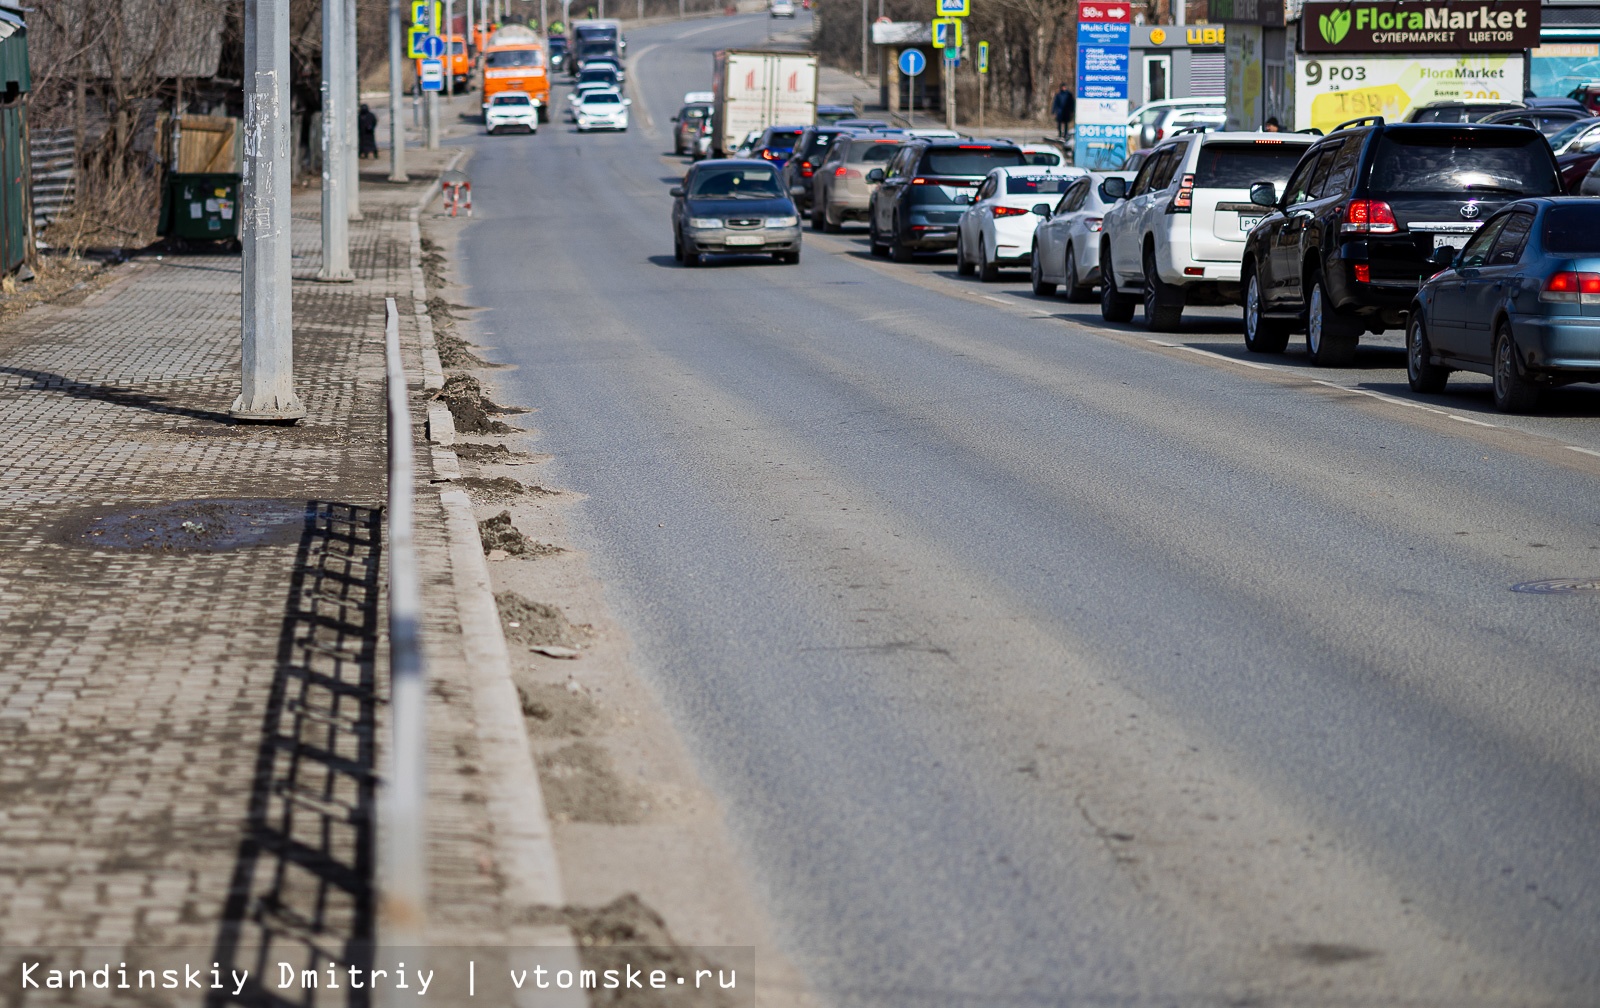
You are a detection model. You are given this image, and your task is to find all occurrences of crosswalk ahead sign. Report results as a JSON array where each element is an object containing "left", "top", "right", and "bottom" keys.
[
  {"left": 935, "top": 0, "right": 970, "bottom": 14},
  {"left": 932, "top": 18, "right": 961, "bottom": 48}
]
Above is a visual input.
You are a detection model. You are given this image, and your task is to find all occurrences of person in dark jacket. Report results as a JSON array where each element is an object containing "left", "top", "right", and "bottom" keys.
[
  {"left": 1051, "top": 84, "right": 1075, "bottom": 139},
  {"left": 358, "top": 104, "right": 379, "bottom": 159}
]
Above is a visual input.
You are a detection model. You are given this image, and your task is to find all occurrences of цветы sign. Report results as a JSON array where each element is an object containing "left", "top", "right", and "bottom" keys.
[{"left": 1300, "top": 1, "right": 1539, "bottom": 52}]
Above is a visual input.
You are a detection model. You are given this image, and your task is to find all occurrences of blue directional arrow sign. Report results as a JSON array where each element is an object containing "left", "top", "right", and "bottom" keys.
[
  {"left": 420, "top": 34, "right": 446, "bottom": 58},
  {"left": 899, "top": 48, "right": 926, "bottom": 77}
]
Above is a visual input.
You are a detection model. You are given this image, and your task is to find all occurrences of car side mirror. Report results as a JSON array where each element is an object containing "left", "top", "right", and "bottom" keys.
[
  {"left": 670, "top": 115, "right": 678, "bottom": 122},
  {"left": 1249, "top": 181, "right": 1277, "bottom": 207},
  {"left": 1427, "top": 245, "right": 1457, "bottom": 269},
  {"left": 669, "top": 186, "right": 684, "bottom": 197},
  {"left": 866, "top": 168, "right": 885, "bottom": 183},
  {"left": 1099, "top": 176, "right": 1128, "bottom": 201},
  {"left": 623, "top": 98, "right": 632, "bottom": 105},
  {"left": 1032, "top": 203, "right": 1053, "bottom": 218}
]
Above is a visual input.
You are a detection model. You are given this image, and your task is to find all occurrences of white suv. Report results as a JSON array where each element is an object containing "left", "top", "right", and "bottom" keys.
[{"left": 1097, "top": 130, "right": 1316, "bottom": 331}]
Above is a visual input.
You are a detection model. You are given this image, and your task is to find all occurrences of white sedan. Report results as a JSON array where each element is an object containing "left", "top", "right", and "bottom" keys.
[
  {"left": 485, "top": 91, "right": 538, "bottom": 134},
  {"left": 955, "top": 166, "right": 1086, "bottom": 282},
  {"left": 575, "top": 89, "right": 630, "bottom": 131},
  {"left": 1029, "top": 171, "right": 1134, "bottom": 301}
]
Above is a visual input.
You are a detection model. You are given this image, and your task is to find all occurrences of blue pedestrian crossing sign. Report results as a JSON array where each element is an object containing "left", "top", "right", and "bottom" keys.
[
  {"left": 935, "top": 0, "right": 970, "bottom": 14},
  {"left": 898, "top": 48, "right": 926, "bottom": 77},
  {"left": 420, "top": 34, "right": 446, "bottom": 58},
  {"left": 932, "top": 17, "right": 961, "bottom": 48}
]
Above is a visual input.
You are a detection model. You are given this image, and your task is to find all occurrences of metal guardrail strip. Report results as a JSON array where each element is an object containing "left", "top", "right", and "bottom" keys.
[{"left": 380, "top": 296, "right": 429, "bottom": 975}]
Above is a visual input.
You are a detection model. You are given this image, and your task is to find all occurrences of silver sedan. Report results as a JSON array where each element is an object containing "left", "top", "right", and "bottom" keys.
[{"left": 1029, "top": 171, "right": 1134, "bottom": 302}]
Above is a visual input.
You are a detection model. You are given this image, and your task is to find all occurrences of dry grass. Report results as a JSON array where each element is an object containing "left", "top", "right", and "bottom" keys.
[{"left": 0, "top": 254, "right": 112, "bottom": 322}]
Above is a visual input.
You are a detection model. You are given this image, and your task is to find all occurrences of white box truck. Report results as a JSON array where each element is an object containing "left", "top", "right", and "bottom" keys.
[{"left": 711, "top": 49, "right": 819, "bottom": 158}]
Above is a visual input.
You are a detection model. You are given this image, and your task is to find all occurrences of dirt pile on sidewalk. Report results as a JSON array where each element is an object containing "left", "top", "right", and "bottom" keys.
[
  {"left": 496, "top": 592, "right": 577, "bottom": 647},
  {"left": 520, "top": 895, "right": 744, "bottom": 1008},
  {"left": 514, "top": 677, "right": 603, "bottom": 737},
  {"left": 435, "top": 374, "right": 514, "bottom": 434},
  {"left": 480, "top": 512, "right": 565, "bottom": 557},
  {"left": 539, "top": 741, "right": 643, "bottom": 825}
]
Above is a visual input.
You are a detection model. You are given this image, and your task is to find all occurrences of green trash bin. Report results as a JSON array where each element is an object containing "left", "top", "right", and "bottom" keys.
[{"left": 158, "top": 172, "right": 242, "bottom": 250}]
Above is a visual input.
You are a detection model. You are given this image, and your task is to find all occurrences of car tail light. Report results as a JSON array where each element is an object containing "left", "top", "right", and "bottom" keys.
[
  {"left": 801, "top": 162, "right": 814, "bottom": 177},
  {"left": 1541, "top": 271, "right": 1600, "bottom": 303},
  {"left": 1353, "top": 264, "right": 1371, "bottom": 283},
  {"left": 1086, "top": 217, "right": 1103, "bottom": 232},
  {"left": 834, "top": 165, "right": 849, "bottom": 177},
  {"left": 1168, "top": 173, "right": 1195, "bottom": 213},
  {"left": 1342, "top": 199, "right": 1397, "bottom": 234},
  {"left": 912, "top": 177, "right": 927, "bottom": 184},
  {"left": 761, "top": 149, "right": 776, "bottom": 160},
  {"left": 992, "top": 206, "right": 1030, "bottom": 217}
]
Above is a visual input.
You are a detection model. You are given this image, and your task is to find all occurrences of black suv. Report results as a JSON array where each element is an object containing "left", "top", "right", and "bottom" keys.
[
  {"left": 1240, "top": 117, "right": 1561, "bottom": 365},
  {"left": 867, "top": 140, "right": 1025, "bottom": 261}
]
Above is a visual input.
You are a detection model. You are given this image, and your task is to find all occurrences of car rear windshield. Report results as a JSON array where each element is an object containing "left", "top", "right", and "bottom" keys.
[
  {"left": 1004, "top": 175, "right": 1075, "bottom": 195},
  {"left": 1543, "top": 205, "right": 1600, "bottom": 254},
  {"left": 1368, "top": 131, "right": 1561, "bottom": 196},
  {"left": 850, "top": 142, "right": 900, "bottom": 162},
  {"left": 494, "top": 94, "right": 531, "bottom": 105},
  {"left": 908, "top": 184, "right": 970, "bottom": 206},
  {"left": 801, "top": 133, "right": 838, "bottom": 156},
  {"left": 920, "top": 146, "right": 1025, "bottom": 175},
  {"left": 1025, "top": 151, "right": 1063, "bottom": 166},
  {"left": 549, "top": 38, "right": 568, "bottom": 51},
  {"left": 487, "top": 49, "right": 543, "bottom": 67},
  {"left": 689, "top": 167, "right": 783, "bottom": 197},
  {"left": 764, "top": 130, "right": 803, "bottom": 150},
  {"left": 1194, "top": 142, "right": 1308, "bottom": 188},
  {"left": 583, "top": 93, "right": 621, "bottom": 104},
  {"left": 578, "top": 70, "right": 618, "bottom": 84}
]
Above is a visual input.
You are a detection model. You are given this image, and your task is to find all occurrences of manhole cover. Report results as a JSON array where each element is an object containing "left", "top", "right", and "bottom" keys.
[
  {"left": 1510, "top": 578, "right": 1600, "bottom": 595},
  {"left": 63, "top": 498, "right": 314, "bottom": 552}
]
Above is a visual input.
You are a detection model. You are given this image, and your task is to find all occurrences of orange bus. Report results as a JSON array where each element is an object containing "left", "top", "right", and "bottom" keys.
[{"left": 480, "top": 24, "right": 549, "bottom": 123}]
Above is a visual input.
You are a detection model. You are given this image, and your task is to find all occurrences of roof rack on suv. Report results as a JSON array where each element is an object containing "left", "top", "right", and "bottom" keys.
[
  {"left": 1333, "top": 115, "right": 1385, "bottom": 132},
  {"left": 1297, "top": 127, "right": 1324, "bottom": 135},
  {"left": 1169, "top": 124, "right": 1216, "bottom": 136}
]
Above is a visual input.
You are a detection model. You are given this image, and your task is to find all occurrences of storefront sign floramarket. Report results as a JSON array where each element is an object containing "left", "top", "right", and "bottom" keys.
[{"left": 1300, "top": 0, "right": 1540, "bottom": 53}]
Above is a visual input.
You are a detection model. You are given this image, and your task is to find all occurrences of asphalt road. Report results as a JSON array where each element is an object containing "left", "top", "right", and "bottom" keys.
[{"left": 453, "top": 16, "right": 1600, "bottom": 1005}]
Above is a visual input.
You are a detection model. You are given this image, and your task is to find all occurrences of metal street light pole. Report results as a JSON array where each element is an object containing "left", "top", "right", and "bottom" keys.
[
  {"left": 346, "top": 0, "right": 363, "bottom": 219},
  {"left": 388, "top": 0, "right": 408, "bottom": 181},
  {"left": 234, "top": 0, "right": 307, "bottom": 421},
  {"left": 320, "top": 0, "right": 353, "bottom": 281},
  {"left": 426, "top": 0, "right": 441, "bottom": 147}
]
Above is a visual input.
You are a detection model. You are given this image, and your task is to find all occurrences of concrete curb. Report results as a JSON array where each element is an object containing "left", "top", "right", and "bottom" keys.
[
  {"left": 408, "top": 149, "right": 467, "bottom": 392},
  {"left": 404, "top": 151, "right": 583, "bottom": 1002}
]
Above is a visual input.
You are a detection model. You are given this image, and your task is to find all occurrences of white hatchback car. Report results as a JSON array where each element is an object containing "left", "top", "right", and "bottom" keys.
[
  {"left": 955, "top": 166, "right": 1086, "bottom": 281},
  {"left": 770, "top": 0, "right": 796, "bottom": 15},
  {"left": 1030, "top": 170, "right": 1133, "bottom": 301},
  {"left": 485, "top": 91, "right": 539, "bottom": 134},
  {"left": 575, "top": 90, "right": 630, "bottom": 131}
]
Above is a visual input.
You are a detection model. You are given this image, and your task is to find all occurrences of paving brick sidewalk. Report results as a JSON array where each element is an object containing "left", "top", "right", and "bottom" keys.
[{"left": 0, "top": 149, "right": 523, "bottom": 1002}]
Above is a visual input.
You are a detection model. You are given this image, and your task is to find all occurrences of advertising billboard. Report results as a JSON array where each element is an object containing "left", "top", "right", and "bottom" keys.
[
  {"left": 1294, "top": 54, "right": 1524, "bottom": 134},
  {"left": 1300, "top": 0, "right": 1539, "bottom": 54}
]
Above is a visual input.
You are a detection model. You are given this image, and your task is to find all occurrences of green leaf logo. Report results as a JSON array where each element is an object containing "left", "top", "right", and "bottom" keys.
[{"left": 1319, "top": 8, "right": 1351, "bottom": 45}]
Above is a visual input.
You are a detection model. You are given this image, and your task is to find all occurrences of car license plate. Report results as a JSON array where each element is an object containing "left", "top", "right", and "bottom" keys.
[
  {"left": 1434, "top": 233, "right": 1471, "bottom": 250},
  {"left": 725, "top": 235, "right": 764, "bottom": 246},
  {"left": 1239, "top": 215, "right": 1262, "bottom": 232}
]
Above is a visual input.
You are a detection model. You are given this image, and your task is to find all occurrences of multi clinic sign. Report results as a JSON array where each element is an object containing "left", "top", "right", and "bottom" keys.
[{"left": 1300, "top": 0, "right": 1540, "bottom": 53}]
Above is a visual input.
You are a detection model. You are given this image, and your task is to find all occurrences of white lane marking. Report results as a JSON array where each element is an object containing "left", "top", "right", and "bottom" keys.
[
  {"left": 1310, "top": 379, "right": 1499, "bottom": 427},
  {"left": 982, "top": 295, "right": 1009, "bottom": 303},
  {"left": 1567, "top": 446, "right": 1600, "bottom": 458},
  {"left": 1175, "top": 345, "right": 1273, "bottom": 370}
]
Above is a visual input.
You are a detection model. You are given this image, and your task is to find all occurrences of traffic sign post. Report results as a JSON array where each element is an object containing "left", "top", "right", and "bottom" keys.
[
  {"left": 977, "top": 40, "right": 988, "bottom": 130},
  {"left": 898, "top": 48, "right": 926, "bottom": 127}
]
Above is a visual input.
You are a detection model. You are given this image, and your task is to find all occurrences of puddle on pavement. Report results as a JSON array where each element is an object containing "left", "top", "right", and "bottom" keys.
[{"left": 60, "top": 498, "right": 314, "bottom": 551}]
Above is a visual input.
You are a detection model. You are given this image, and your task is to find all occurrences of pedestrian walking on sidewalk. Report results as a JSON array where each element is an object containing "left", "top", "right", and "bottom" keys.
[
  {"left": 1052, "top": 84, "right": 1075, "bottom": 140},
  {"left": 358, "top": 104, "right": 379, "bottom": 159}
]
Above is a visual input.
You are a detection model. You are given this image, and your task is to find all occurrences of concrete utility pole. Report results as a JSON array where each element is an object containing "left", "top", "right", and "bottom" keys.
[
  {"left": 347, "top": 0, "right": 363, "bottom": 220},
  {"left": 860, "top": 0, "right": 867, "bottom": 77},
  {"left": 320, "top": 0, "right": 353, "bottom": 281},
  {"left": 426, "top": 0, "right": 441, "bottom": 147},
  {"left": 234, "top": 0, "right": 307, "bottom": 421},
  {"left": 389, "top": 0, "right": 409, "bottom": 181},
  {"left": 945, "top": 56, "right": 955, "bottom": 130}
]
